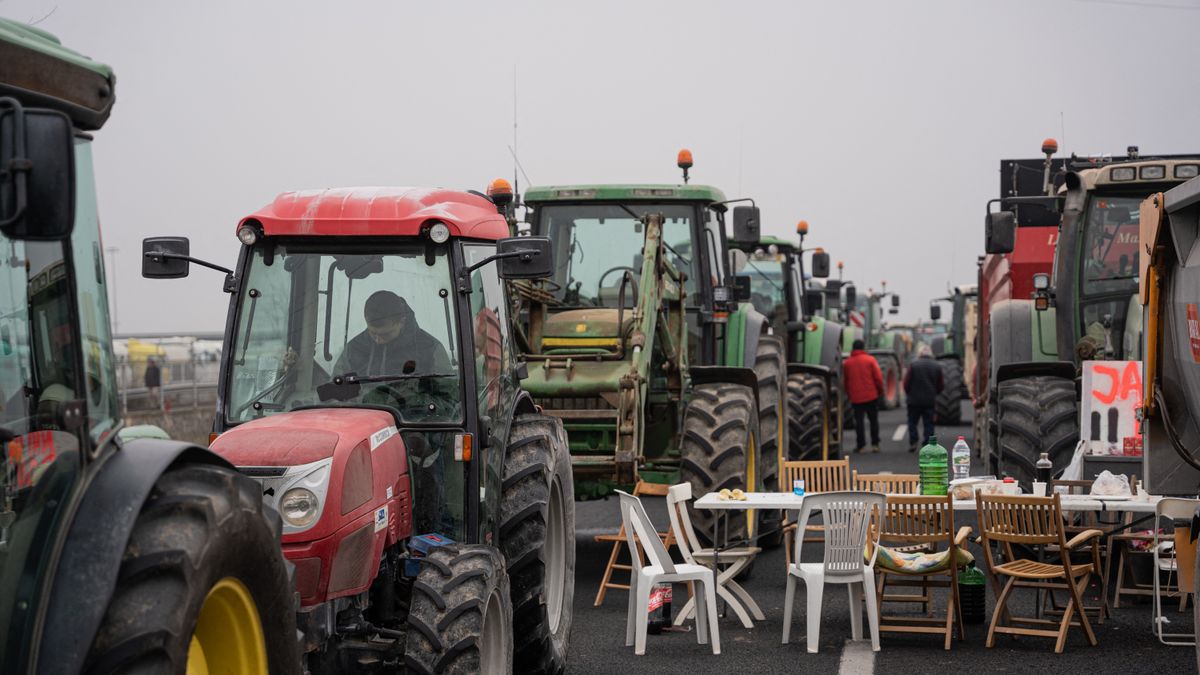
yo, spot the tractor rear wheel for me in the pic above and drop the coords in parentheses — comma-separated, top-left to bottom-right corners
(935, 359, 965, 426)
(406, 545, 513, 675)
(996, 375, 1078, 487)
(787, 372, 828, 461)
(680, 382, 757, 548)
(754, 336, 786, 548)
(84, 464, 300, 675)
(500, 414, 575, 675)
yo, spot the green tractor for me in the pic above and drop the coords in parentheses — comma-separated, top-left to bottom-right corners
(735, 224, 845, 460)
(510, 151, 785, 545)
(985, 149, 1200, 485)
(853, 283, 907, 409)
(0, 20, 300, 674)
(928, 285, 978, 426)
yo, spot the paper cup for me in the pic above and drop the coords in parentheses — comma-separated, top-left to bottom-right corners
(1032, 481, 1047, 497)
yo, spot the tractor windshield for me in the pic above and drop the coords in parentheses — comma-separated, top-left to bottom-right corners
(539, 203, 696, 306)
(744, 252, 787, 319)
(225, 243, 462, 425)
(1081, 193, 1142, 291)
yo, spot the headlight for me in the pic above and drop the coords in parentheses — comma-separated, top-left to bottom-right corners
(1140, 165, 1166, 180)
(281, 488, 320, 527)
(237, 225, 260, 246)
(428, 222, 451, 244)
(1175, 165, 1199, 179)
(1110, 167, 1135, 182)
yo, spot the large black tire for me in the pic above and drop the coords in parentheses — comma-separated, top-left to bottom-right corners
(996, 375, 1078, 487)
(500, 414, 575, 675)
(935, 359, 966, 426)
(754, 336, 786, 548)
(84, 463, 300, 675)
(787, 372, 827, 461)
(680, 382, 757, 547)
(406, 545, 513, 675)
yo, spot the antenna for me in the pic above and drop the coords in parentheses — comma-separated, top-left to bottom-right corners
(1060, 112, 1066, 154)
(513, 65, 520, 208)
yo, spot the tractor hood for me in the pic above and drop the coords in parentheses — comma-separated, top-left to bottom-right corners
(541, 308, 634, 354)
(210, 408, 410, 547)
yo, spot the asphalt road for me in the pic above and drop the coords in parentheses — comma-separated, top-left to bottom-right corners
(564, 403, 1198, 674)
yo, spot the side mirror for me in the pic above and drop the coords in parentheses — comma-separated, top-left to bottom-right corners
(985, 210, 1016, 254)
(806, 289, 824, 312)
(731, 205, 761, 245)
(844, 284, 857, 308)
(497, 236, 553, 279)
(142, 237, 192, 278)
(732, 275, 751, 302)
(891, 294, 901, 308)
(930, 304, 942, 321)
(811, 251, 831, 278)
(729, 248, 748, 274)
(0, 104, 76, 241)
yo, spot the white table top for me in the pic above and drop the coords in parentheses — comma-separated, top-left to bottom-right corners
(694, 491, 807, 510)
(692, 491, 1166, 513)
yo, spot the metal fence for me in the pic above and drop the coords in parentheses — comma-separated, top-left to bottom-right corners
(116, 356, 219, 414)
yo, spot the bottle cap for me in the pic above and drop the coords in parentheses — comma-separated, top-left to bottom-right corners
(958, 436, 965, 440)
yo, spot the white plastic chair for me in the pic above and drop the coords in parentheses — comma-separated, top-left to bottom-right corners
(616, 490, 721, 655)
(782, 491, 886, 653)
(665, 482, 764, 628)
(1152, 497, 1199, 646)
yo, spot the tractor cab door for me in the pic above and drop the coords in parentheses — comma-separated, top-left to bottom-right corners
(461, 244, 520, 542)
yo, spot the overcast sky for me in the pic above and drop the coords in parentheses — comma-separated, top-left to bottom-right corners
(6, 0, 1200, 333)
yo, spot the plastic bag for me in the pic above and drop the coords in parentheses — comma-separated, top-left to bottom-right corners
(1090, 470, 1131, 496)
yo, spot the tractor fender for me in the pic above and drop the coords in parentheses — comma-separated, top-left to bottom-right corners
(38, 439, 233, 675)
(819, 321, 844, 370)
(989, 299, 1059, 383)
(787, 362, 833, 385)
(995, 361, 1077, 387)
(690, 365, 760, 407)
(729, 303, 769, 370)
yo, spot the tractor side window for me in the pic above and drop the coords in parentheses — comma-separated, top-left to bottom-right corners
(69, 141, 119, 444)
(462, 244, 514, 431)
(1081, 195, 1142, 291)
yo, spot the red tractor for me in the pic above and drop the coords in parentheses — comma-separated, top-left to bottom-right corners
(144, 188, 575, 673)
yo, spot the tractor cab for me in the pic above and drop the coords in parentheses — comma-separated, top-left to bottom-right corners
(145, 188, 573, 673)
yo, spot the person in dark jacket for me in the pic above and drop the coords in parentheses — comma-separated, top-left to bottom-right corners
(144, 357, 161, 407)
(903, 345, 945, 451)
(335, 290, 451, 378)
(842, 340, 885, 453)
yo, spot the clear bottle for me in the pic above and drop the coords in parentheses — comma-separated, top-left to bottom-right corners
(952, 436, 971, 482)
(918, 435, 949, 495)
(1035, 452, 1053, 485)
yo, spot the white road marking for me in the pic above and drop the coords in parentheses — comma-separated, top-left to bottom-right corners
(891, 424, 907, 442)
(837, 638, 876, 675)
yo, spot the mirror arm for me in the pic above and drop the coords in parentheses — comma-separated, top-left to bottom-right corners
(144, 251, 233, 276)
(456, 248, 541, 294)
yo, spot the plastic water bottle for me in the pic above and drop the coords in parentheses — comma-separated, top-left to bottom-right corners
(918, 435, 949, 495)
(952, 436, 971, 482)
(958, 562, 986, 624)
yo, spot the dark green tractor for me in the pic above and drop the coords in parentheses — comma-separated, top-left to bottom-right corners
(511, 153, 784, 545)
(929, 285, 977, 426)
(735, 228, 844, 461)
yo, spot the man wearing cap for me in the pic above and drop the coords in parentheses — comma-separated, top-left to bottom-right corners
(335, 290, 452, 377)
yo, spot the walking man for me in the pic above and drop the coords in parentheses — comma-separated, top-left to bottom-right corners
(843, 339, 884, 453)
(904, 344, 944, 452)
(144, 357, 161, 408)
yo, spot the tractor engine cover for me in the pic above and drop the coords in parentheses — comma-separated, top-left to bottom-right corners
(211, 408, 411, 606)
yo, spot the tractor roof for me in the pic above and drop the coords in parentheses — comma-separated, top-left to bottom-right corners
(757, 235, 797, 250)
(0, 18, 116, 130)
(239, 187, 509, 240)
(1070, 156, 1200, 191)
(523, 183, 727, 204)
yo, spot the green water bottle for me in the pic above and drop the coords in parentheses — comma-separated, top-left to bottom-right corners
(958, 562, 986, 624)
(918, 435, 949, 495)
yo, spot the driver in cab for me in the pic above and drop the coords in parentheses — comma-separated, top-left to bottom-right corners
(335, 290, 451, 377)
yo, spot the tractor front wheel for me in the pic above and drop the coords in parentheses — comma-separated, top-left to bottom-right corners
(680, 382, 757, 547)
(787, 372, 828, 461)
(995, 375, 1078, 487)
(406, 545, 514, 675)
(500, 414, 575, 675)
(84, 464, 300, 675)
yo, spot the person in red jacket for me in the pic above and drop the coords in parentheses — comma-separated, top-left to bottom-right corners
(842, 339, 884, 453)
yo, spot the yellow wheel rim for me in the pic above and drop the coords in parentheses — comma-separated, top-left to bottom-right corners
(186, 577, 268, 675)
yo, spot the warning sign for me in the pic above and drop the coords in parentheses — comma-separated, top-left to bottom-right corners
(1187, 304, 1200, 363)
(1081, 361, 1143, 456)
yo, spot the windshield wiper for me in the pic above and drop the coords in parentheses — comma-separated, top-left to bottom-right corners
(334, 372, 457, 385)
(1090, 274, 1137, 282)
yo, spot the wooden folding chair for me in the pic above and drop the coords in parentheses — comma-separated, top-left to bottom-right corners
(781, 458, 852, 566)
(853, 471, 920, 495)
(593, 481, 679, 606)
(872, 494, 971, 650)
(976, 493, 1103, 653)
